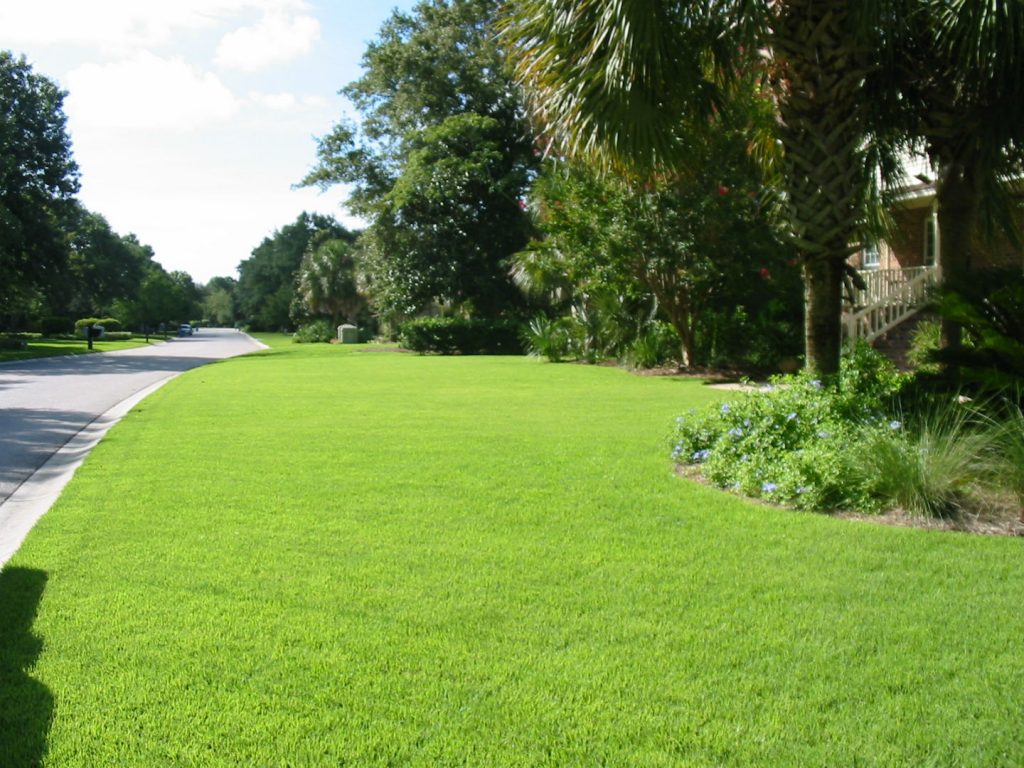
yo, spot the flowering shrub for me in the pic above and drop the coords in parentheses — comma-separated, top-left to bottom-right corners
(670, 346, 906, 511)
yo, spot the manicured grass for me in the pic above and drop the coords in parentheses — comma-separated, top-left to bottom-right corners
(0, 336, 166, 363)
(2, 343, 1022, 766)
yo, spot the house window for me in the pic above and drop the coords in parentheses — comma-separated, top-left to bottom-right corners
(924, 215, 937, 266)
(862, 242, 880, 269)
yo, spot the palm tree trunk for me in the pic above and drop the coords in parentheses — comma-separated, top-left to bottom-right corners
(803, 256, 845, 376)
(772, 1, 874, 377)
(935, 162, 979, 353)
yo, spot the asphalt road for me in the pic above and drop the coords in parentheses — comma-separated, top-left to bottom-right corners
(0, 328, 264, 564)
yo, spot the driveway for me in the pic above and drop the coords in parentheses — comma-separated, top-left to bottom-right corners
(0, 328, 265, 564)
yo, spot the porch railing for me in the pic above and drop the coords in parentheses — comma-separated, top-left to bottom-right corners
(842, 266, 938, 343)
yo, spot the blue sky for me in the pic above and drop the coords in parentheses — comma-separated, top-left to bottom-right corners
(1, 0, 418, 282)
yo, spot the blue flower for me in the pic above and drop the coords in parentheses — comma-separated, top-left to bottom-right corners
(817, 430, 831, 439)
(728, 427, 744, 438)
(761, 482, 778, 493)
(692, 449, 710, 462)
(889, 420, 902, 430)
(810, 379, 822, 389)
(743, 418, 752, 428)
(796, 486, 808, 494)
(786, 412, 798, 422)
(740, 454, 749, 462)
(720, 403, 731, 414)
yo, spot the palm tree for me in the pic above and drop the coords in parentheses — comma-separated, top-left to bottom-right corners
(296, 238, 365, 328)
(898, 1, 1024, 353)
(501, 0, 901, 376)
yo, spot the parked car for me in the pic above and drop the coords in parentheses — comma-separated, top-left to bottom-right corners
(178, 323, 193, 336)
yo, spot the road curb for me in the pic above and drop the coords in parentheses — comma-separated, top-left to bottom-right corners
(0, 374, 179, 567)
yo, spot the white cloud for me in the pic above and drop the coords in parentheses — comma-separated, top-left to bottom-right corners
(0, 1, 310, 53)
(215, 12, 320, 72)
(250, 91, 298, 110)
(66, 52, 239, 130)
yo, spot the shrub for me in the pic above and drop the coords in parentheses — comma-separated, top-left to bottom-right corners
(935, 268, 1024, 389)
(0, 337, 27, 350)
(39, 316, 74, 335)
(400, 317, 524, 355)
(293, 320, 336, 344)
(74, 317, 121, 333)
(907, 319, 941, 374)
(852, 400, 997, 518)
(102, 332, 133, 341)
(997, 399, 1024, 515)
(624, 322, 680, 369)
(669, 345, 906, 512)
(522, 314, 573, 361)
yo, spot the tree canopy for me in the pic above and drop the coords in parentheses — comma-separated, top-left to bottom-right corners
(303, 0, 536, 323)
(0, 50, 79, 318)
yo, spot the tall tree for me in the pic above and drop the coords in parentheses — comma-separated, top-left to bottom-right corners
(62, 205, 150, 317)
(523, 117, 795, 367)
(236, 212, 351, 331)
(897, 1, 1024, 352)
(0, 51, 79, 323)
(294, 236, 365, 328)
(303, 0, 537, 323)
(501, 1, 902, 376)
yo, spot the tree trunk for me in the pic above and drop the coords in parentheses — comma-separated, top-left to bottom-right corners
(772, 1, 875, 377)
(803, 257, 845, 377)
(935, 163, 978, 354)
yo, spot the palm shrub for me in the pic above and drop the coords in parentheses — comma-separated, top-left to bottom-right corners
(523, 314, 573, 361)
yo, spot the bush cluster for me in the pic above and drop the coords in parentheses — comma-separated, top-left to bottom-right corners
(670, 345, 1024, 520)
(400, 317, 524, 355)
(293, 320, 337, 344)
(102, 332, 133, 341)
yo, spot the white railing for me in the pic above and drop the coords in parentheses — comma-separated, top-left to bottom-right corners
(843, 266, 938, 343)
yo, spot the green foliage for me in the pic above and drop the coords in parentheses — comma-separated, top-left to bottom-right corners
(303, 0, 535, 321)
(522, 314, 573, 361)
(853, 402, 996, 518)
(0, 51, 79, 317)
(520, 135, 798, 369)
(0, 336, 27, 350)
(74, 317, 121, 332)
(670, 345, 906, 511)
(907, 318, 941, 373)
(292, 319, 337, 344)
(236, 212, 352, 331)
(935, 269, 1024, 389)
(293, 236, 365, 329)
(624, 321, 680, 369)
(996, 398, 1024, 509)
(38, 316, 73, 335)
(101, 332, 133, 341)
(399, 316, 523, 354)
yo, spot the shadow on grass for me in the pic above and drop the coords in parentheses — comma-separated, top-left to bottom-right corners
(0, 567, 53, 767)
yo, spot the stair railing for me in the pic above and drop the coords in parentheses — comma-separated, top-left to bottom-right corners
(842, 266, 938, 343)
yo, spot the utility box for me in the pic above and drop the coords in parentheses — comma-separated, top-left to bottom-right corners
(338, 324, 359, 344)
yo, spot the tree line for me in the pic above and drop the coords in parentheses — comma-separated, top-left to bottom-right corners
(279, 0, 1020, 375)
(0, 51, 206, 335)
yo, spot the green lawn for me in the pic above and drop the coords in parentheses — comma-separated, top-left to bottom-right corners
(2, 342, 1022, 766)
(0, 335, 167, 363)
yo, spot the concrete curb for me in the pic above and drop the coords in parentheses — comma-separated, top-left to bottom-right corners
(0, 374, 178, 567)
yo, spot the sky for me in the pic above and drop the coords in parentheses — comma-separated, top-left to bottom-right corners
(1, 0, 417, 283)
